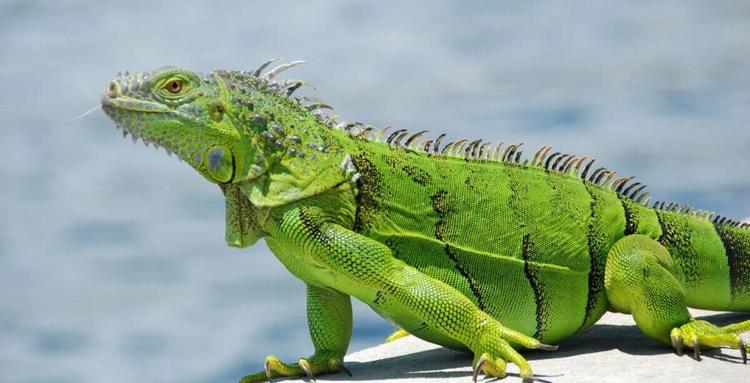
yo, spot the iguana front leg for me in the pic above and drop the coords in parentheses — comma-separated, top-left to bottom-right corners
(255, 204, 556, 380)
(240, 284, 352, 382)
(605, 234, 750, 361)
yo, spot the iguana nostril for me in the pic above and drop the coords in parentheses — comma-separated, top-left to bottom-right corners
(107, 81, 119, 98)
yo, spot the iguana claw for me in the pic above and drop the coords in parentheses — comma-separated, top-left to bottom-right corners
(671, 333, 683, 356)
(338, 362, 352, 377)
(264, 358, 274, 382)
(537, 343, 559, 351)
(740, 338, 747, 364)
(670, 319, 750, 363)
(299, 359, 316, 382)
(692, 337, 701, 361)
(472, 354, 487, 382)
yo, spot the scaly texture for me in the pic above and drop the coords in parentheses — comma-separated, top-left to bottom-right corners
(101, 60, 750, 382)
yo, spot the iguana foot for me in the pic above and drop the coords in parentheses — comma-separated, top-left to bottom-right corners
(238, 353, 350, 383)
(385, 328, 410, 343)
(470, 319, 558, 380)
(670, 319, 750, 363)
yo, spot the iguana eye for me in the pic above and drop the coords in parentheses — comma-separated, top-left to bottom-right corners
(164, 79, 183, 94)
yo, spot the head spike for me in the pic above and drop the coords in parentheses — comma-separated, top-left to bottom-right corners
(262, 60, 307, 81)
(284, 80, 305, 96)
(305, 102, 333, 111)
(253, 57, 281, 77)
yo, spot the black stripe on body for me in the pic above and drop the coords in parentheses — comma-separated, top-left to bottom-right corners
(430, 190, 487, 311)
(351, 155, 382, 232)
(656, 210, 701, 287)
(620, 196, 638, 235)
(505, 170, 548, 336)
(522, 233, 548, 339)
(714, 224, 750, 298)
(579, 184, 608, 331)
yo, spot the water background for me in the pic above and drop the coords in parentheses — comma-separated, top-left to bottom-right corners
(1, 1, 749, 382)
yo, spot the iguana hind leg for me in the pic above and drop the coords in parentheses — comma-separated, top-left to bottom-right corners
(605, 234, 750, 361)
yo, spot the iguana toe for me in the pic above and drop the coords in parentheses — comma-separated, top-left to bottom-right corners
(670, 331, 683, 356)
(263, 357, 273, 382)
(472, 353, 487, 382)
(472, 352, 507, 380)
(670, 319, 750, 363)
(239, 353, 348, 383)
(692, 337, 701, 361)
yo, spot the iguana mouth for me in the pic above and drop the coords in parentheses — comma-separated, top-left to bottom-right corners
(100, 96, 171, 114)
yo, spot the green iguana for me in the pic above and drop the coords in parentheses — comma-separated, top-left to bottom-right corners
(101, 59, 750, 382)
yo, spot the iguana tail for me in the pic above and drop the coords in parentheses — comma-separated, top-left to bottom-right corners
(654, 208, 750, 311)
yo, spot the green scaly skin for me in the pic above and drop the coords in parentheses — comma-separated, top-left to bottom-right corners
(101, 61, 750, 381)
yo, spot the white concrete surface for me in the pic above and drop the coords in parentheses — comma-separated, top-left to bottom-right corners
(295, 309, 748, 382)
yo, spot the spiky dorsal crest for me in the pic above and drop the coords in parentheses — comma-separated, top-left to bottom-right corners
(238, 58, 748, 230)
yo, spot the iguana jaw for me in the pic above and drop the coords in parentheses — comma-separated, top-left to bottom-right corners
(101, 96, 185, 157)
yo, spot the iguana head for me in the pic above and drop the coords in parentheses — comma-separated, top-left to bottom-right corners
(102, 61, 359, 209)
(101, 67, 248, 183)
(101, 62, 324, 184)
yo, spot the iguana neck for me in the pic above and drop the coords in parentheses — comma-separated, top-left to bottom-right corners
(226, 78, 356, 207)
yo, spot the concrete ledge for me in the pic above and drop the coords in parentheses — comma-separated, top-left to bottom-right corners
(307, 310, 747, 382)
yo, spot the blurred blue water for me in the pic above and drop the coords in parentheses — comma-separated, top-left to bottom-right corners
(1, 1, 749, 382)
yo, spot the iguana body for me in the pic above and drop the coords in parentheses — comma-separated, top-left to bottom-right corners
(101, 61, 750, 381)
